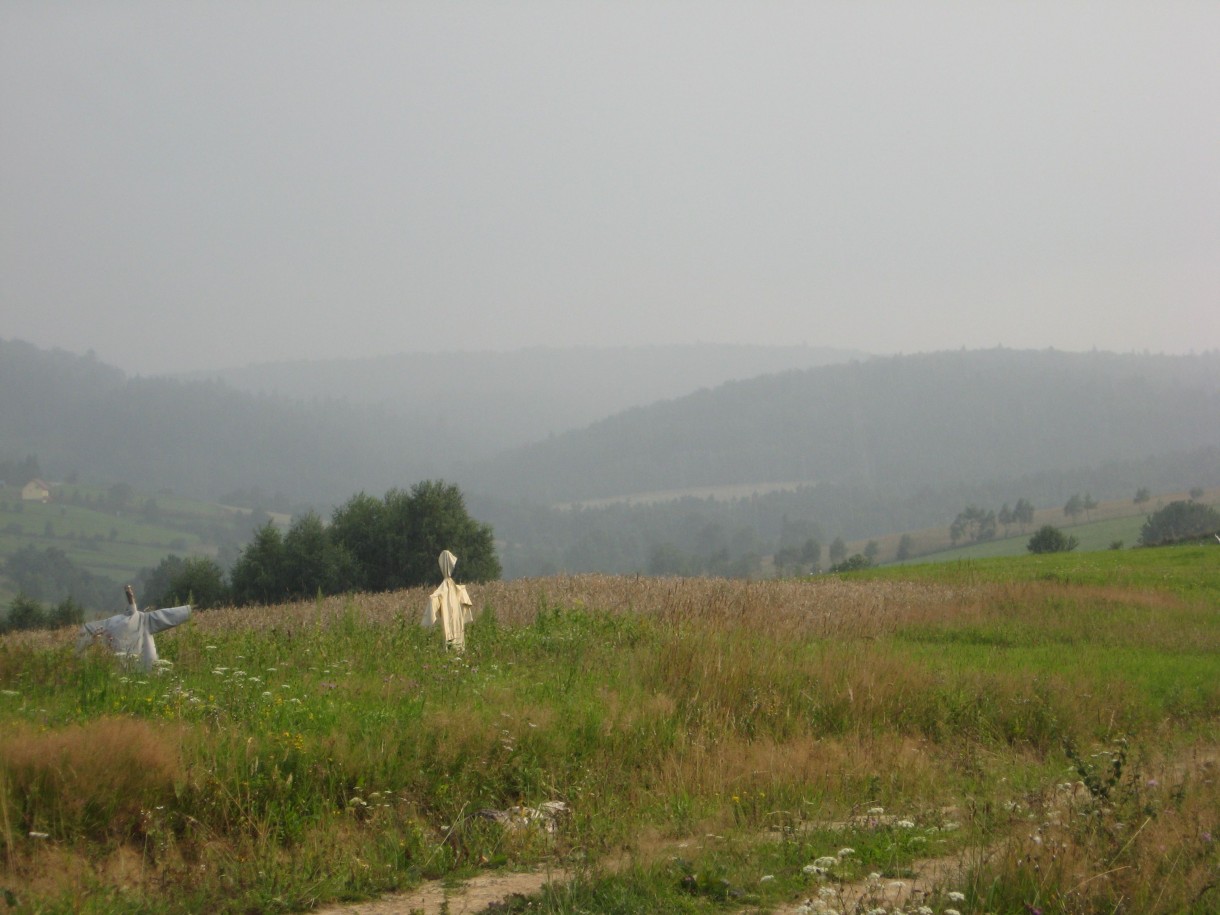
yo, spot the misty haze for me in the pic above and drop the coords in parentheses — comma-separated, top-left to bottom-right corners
(2, 5, 1220, 914)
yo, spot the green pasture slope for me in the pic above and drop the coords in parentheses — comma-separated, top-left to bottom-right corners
(1, 543, 1218, 913)
(0, 484, 259, 604)
(905, 512, 1149, 564)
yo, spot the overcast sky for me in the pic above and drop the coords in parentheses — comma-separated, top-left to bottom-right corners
(2, 2, 1218, 375)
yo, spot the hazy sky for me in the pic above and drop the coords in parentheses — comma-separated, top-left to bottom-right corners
(3, 2, 1218, 375)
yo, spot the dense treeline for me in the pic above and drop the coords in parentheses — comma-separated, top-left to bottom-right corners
(466, 349, 1220, 503)
(0, 593, 84, 634)
(474, 446, 1220, 577)
(191, 343, 859, 457)
(142, 481, 499, 609)
(4, 546, 119, 611)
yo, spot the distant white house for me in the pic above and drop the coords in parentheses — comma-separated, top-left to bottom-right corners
(21, 479, 51, 502)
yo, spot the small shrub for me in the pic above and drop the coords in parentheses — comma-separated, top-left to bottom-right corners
(829, 554, 872, 573)
(1027, 525, 1078, 554)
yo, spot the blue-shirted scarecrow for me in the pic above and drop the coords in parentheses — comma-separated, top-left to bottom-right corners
(78, 585, 191, 671)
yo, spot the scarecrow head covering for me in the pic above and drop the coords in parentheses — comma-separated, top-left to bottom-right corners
(439, 549, 458, 579)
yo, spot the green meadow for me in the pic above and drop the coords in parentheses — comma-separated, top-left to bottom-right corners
(1, 546, 1218, 913)
(0, 484, 260, 606)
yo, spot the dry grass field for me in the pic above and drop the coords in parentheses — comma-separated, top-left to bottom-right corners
(1, 545, 1218, 913)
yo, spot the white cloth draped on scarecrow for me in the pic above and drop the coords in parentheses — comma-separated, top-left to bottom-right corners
(424, 549, 473, 650)
(77, 585, 192, 671)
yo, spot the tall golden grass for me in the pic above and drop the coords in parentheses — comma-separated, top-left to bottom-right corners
(0, 718, 180, 839)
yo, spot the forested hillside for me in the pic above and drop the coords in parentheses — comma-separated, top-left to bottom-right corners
(183, 344, 860, 456)
(5, 340, 1219, 582)
(465, 349, 1220, 503)
(0, 339, 446, 503)
(2, 339, 857, 502)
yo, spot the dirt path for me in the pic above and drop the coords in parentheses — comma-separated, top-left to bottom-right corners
(771, 850, 979, 914)
(314, 835, 982, 915)
(312, 866, 571, 915)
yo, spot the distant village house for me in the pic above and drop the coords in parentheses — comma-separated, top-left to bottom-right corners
(21, 479, 51, 503)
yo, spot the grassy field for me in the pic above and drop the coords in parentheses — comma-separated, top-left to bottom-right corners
(1, 546, 1218, 913)
(854, 487, 1219, 567)
(0, 484, 265, 606)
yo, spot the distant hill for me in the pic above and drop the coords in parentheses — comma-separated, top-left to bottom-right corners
(464, 349, 1220, 504)
(0, 338, 858, 504)
(0, 338, 448, 503)
(4, 339, 1218, 581)
(180, 344, 862, 456)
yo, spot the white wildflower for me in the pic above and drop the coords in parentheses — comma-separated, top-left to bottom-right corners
(837, 847, 855, 857)
(868, 806, 885, 815)
(947, 891, 966, 901)
(945, 909, 961, 915)
(814, 856, 838, 868)
(896, 818, 915, 828)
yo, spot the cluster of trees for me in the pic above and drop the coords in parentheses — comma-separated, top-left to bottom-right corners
(949, 498, 1034, 545)
(773, 538, 822, 576)
(1, 594, 84, 634)
(1138, 500, 1220, 547)
(4, 545, 119, 611)
(0, 455, 41, 486)
(143, 481, 500, 609)
(1063, 493, 1099, 522)
(829, 553, 874, 573)
(646, 542, 763, 578)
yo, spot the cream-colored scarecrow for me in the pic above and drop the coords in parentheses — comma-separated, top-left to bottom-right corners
(423, 550, 474, 650)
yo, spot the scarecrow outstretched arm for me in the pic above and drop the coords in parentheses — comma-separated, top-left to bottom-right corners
(145, 605, 191, 634)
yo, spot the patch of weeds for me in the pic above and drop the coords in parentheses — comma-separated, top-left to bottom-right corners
(672, 857, 757, 904)
(1063, 736, 1127, 802)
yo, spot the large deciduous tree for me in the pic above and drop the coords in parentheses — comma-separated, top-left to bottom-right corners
(329, 480, 501, 592)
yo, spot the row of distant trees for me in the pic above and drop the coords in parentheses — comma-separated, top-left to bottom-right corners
(0, 594, 84, 634)
(4, 545, 118, 610)
(949, 498, 1036, 546)
(951, 486, 1211, 548)
(141, 480, 500, 609)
